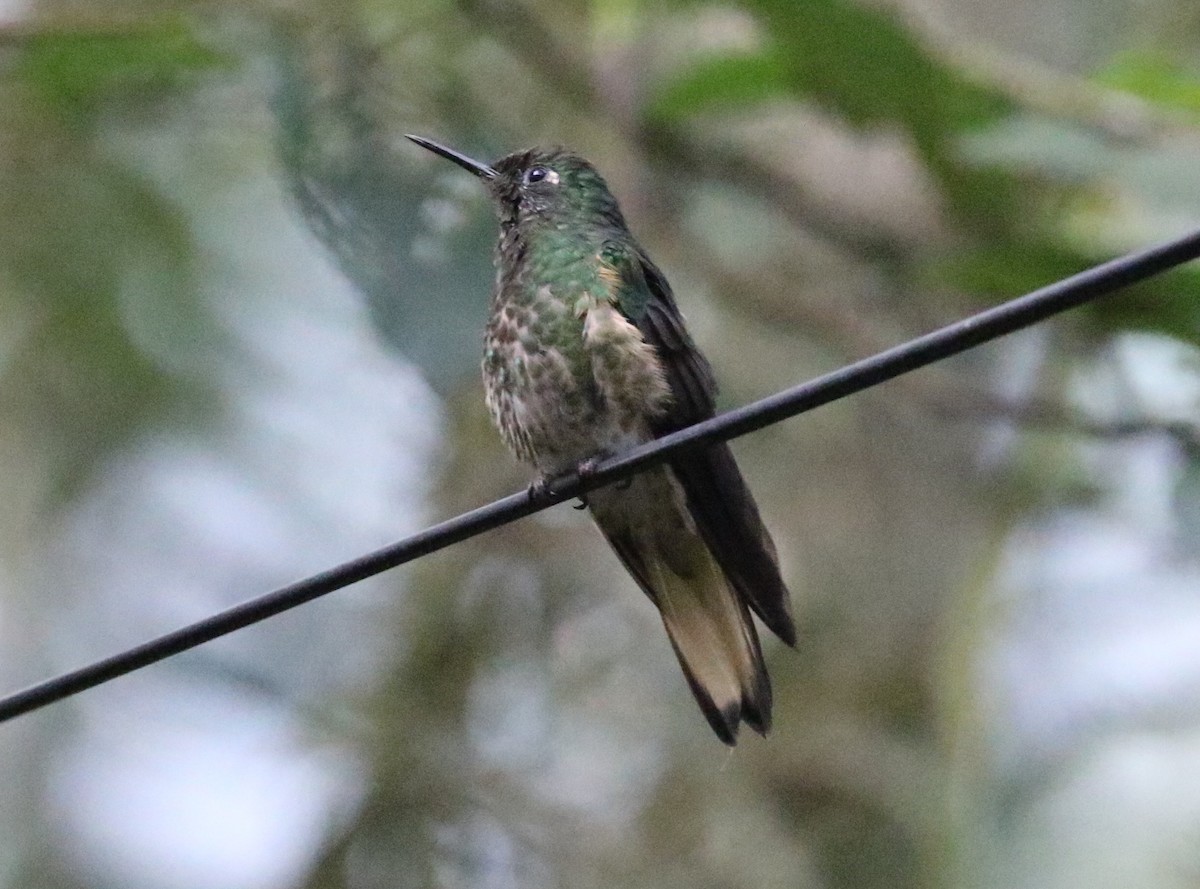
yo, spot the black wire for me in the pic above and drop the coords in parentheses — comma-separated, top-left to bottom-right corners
(3, 228, 1199, 725)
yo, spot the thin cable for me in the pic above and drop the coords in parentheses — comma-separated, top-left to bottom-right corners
(2, 228, 1199, 724)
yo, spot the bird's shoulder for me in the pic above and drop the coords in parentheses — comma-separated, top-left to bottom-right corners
(593, 239, 718, 428)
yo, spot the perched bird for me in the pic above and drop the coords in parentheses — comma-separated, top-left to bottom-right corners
(407, 135, 795, 744)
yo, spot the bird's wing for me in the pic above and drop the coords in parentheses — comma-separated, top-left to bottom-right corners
(598, 240, 717, 424)
(600, 240, 797, 646)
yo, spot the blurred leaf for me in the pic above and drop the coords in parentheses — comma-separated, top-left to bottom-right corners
(15, 20, 228, 119)
(950, 112, 1200, 347)
(656, 0, 1021, 230)
(0, 93, 205, 505)
(6, 305, 178, 505)
(649, 50, 789, 122)
(932, 240, 1093, 302)
(1085, 265, 1200, 346)
(751, 0, 1008, 142)
(658, 0, 1010, 148)
(1096, 50, 1200, 116)
(934, 238, 1200, 348)
(748, 0, 1018, 227)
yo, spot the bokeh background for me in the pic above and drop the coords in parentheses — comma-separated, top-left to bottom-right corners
(2, 0, 1199, 887)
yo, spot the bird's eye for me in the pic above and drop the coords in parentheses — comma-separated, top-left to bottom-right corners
(525, 166, 548, 184)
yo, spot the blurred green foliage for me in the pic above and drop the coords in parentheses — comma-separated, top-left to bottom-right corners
(1098, 50, 1200, 115)
(15, 20, 227, 120)
(0, 26, 222, 507)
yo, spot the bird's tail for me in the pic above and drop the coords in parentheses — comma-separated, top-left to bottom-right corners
(654, 545, 772, 742)
(590, 470, 772, 744)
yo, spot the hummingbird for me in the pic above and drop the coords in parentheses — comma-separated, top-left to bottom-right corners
(407, 135, 795, 744)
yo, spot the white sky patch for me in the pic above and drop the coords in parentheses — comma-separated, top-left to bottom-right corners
(48, 689, 364, 889)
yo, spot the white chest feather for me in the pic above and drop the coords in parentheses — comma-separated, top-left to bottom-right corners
(582, 303, 671, 436)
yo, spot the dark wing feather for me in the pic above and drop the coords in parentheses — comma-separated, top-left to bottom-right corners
(620, 247, 797, 646)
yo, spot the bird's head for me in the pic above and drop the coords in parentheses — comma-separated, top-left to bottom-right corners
(407, 135, 626, 231)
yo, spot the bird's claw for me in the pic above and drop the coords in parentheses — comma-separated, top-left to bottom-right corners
(582, 455, 632, 490)
(527, 474, 588, 510)
(577, 452, 634, 491)
(526, 477, 554, 504)
(526, 452, 616, 509)
(568, 457, 607, 510)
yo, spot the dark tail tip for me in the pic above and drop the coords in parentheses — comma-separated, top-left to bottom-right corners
(741, 674, 773, 737)
(676, 649, 775, 745)
(676, 660, 741, 745)
(713, 712, 739, 747)
(774, 613, 798, 648)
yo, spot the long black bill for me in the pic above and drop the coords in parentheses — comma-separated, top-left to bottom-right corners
(405, 135, 496, 180)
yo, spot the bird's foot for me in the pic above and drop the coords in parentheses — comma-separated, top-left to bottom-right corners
(527, 452, 619, 510)
(576, 454, 603, 478)
(577, 452, 632, 491)
(527, 473, 589, 510)
(526, 476, 555, 504)
(575, 451, 633, 498)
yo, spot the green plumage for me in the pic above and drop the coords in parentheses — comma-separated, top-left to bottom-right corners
(408, 136, 796, 744)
